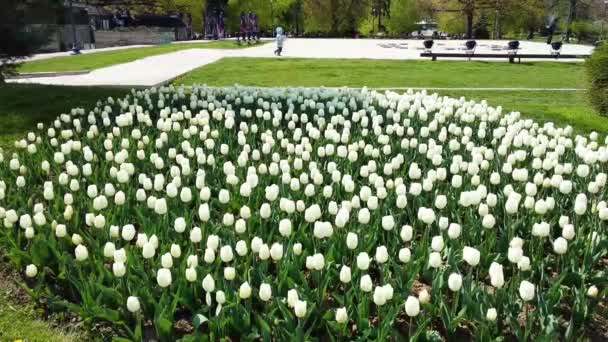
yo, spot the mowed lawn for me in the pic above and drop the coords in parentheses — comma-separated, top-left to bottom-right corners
(17, 40, 267, 73)
(437, 90, 607, 135)
(0, 85, 125, 151)
(175, 57, 587, 89)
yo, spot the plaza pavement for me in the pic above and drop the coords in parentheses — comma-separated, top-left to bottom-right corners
(10, 38, 594, 87)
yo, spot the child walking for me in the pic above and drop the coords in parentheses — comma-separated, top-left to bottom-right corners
(274, 27, 285, 56)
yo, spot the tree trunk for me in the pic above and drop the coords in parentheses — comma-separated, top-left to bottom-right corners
(466, 9, 474, 39)
(565, 0, 576, 42)
(494, 0, 502, 39)
(330, 0, 339, 34)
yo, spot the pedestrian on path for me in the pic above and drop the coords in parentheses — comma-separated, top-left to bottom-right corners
(274, 27, 285, 56)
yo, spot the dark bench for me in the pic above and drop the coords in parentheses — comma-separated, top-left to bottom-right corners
(420, 52, 590, 63)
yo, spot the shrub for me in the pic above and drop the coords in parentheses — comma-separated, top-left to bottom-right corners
(586, 42, 608, 116)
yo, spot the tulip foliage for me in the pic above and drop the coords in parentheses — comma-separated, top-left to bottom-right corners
(0, 85, 607, 340)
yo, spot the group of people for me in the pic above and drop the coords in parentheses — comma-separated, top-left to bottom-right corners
(237, 12, 259, 43)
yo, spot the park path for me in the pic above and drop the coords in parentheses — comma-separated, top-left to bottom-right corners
(10, 38, 594, 87)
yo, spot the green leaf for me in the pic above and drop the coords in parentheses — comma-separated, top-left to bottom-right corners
(193, 313, 209, 330)
(155, 316, 173, 338)
(30, 238, 52, 265)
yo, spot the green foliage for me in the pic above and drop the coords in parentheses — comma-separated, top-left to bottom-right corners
(586, 42, 608, 116)
(571, 20, 602, 44)
(437, 12, 464, 35)
(500, 0, 545, 38)
(473, 11, 490, 39)
(385, 0, 419, 34)
(0, 0, 57, 82)
(303, 0, 368, 34)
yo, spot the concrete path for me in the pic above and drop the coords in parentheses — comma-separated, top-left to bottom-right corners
(10, 39, 594, 87)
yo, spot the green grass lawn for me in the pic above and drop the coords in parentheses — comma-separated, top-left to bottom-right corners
(18, 40, 267, 73)
(0, 293, 86, 342)
(437, 89, 607, 134)
(175, 57, 587, 89)
(174, 57, 606, 134)
(0, 84, 125, 151)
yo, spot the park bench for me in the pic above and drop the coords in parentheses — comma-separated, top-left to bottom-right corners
(420, 40, 590, 63)
(420, 52, 591, 63)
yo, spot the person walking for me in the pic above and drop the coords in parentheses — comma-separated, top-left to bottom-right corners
(274, 27, 285, 56)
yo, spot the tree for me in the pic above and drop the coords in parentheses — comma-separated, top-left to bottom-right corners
(564, 0, 577, 41)
(0, 0, 57, 83)
(304, 0, 368, 35)
(431, 0, 496, 38)
(500, 0, 545, 39)
(371, 0, 391, 32)
(385, 0, 421, 34)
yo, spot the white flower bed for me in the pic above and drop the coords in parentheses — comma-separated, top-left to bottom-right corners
(0, 86, 606, 340)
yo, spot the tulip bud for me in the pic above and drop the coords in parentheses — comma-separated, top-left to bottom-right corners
(259, 283, 272, 301)
(127, 296, 140, 313)
(486, 308, 497, 321)
(25, 264, 38, 278)
(519, 280, 535, 301)
(405, 296, 420, 317)
(239, 281, 252, 299)
(157, 268, 172, 288)
(335, 307, 348, 323)
(448, 273, 462, 292)
(339, 265, 352, 283)
(294, 300, 307, 318)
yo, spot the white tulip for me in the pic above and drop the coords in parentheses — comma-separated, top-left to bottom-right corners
(519, 280, 535, 301)
(113, 262, 126, 277)
(339, 265, 352, 283)
(75, 245, 88, 261)
(224, 267, 236, 280)
(587, 285, 599, 298)
(356, 252, 370, 270)
(202, 274, 215, 292)
(336, 307, 348, 323)
(462, 246, 480, 267)
(239, 281, 252, 299)
(448, 273, 462, 292)
(346, 232, 358, 250)
(294, 300, 307, 318)
(360, 274, 373, 292)
(157, 268, 172, 288)
(405, 296, 420, 317)
(259, 283, 272, 301)
(25, 264, 38, 278)
(185, 267, 197, 282)
(431, 235, 444, 252)
(428, 252, 442, 268)
(418, 289, 430, 304)
(270, 243, 283, 261)
(486, 308, 497, 321)
(127, 296, 141, 313)
(553, 237, 568, 254)
(375, 245, 389, 264)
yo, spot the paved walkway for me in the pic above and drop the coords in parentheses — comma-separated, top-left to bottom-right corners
(10, 39, 594, 87)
